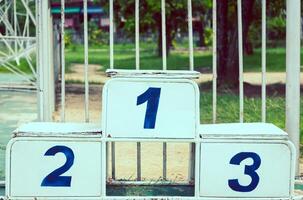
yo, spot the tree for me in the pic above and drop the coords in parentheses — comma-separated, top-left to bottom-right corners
(193, 0, 212, 47)
(100, 0, 210, 56)
(217, 0, 256, 86)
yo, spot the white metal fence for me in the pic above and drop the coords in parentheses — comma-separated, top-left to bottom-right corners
(0, 0, 36, 87)
(17, 0, 303, 182)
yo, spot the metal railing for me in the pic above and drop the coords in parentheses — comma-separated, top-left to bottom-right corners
(0, 0, 299, 192)
(36, 0, 301, 181)
(0, 0, 36, 86)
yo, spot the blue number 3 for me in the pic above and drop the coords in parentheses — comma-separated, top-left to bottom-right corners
(41, 145, 74, 187)
(228, 152, 261, 192)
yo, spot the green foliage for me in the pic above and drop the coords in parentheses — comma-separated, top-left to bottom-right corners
(100, 0, 213, 52)
(255, 0, 286, 42)
(203, 27, 213, 46)
(267, 13, 286, 40)
(88, 22, 109, 46)
(64, 31, 72, 47)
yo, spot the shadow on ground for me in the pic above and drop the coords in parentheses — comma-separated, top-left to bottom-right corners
(107, 185, 194, 196)
(199, 81, 303, 97)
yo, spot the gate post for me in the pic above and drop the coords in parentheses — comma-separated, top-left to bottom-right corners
(286, 0, 301, 176)
(36, 0, 55, 121)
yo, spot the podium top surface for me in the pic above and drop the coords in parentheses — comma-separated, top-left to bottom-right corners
(106, 69, 200, 79)
(13, 122, 288, 140)
(199, 123, 288, 140)
(13, 122, 101, 137)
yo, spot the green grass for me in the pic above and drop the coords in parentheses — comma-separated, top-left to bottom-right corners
(0, 55, 36, 73)
(1, 43, 302, 73)
(200, 89, 303, 143)
(65, 43, 212, 71)
(243, 48, 289, 72)
(64, 43, 303, 72)
(200, 91, 284, 126)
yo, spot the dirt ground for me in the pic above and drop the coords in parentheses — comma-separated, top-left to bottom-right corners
(65, 64, 303, 85)
(54, 64, 303, 184)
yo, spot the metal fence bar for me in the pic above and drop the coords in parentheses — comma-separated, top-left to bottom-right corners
(106, 142, 109, 182)
(83, 0, 89, 122)
(135, 0, 142, 182)
(286, 0, 301, 176)
(4, 58, 28, 76)
(0, 3, 16, 36)
(60, 0, 65, 122)
(187, 0, 195, 182)
(109, 0, 114, 69)
(135, 0, 140, 70)
(111, 142, 116, 179)
(188, 143, 195, 182)
(36, 0, 43, 120)
(4, 0, 7, 35)
(187, 0, 194, 71)
(194, 142, 200, 196)
(163, 142, 167, 180)
(49, 4, 55, 114)
(0, 36, 35, 40)
(13, 0, 17, 53)
(20, 0, 36, 26)
(161, 0, 167, 70)
(37, 0, 55, 121)
(22, 15, 28, 37)
(1, 63, 34, 85)
(237, 0, 244, 123)
(212, 0, 217, 124)
(161, 0, 168, 181)
(136, 142, 141, 181)
(25, 0, 29, 48)
(0, 32, 18, 55)
(109, 0, 116, 180)
(261, 0, 266, 122)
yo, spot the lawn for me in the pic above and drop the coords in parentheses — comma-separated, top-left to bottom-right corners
(1, 43, 301, 73)
(63, 43, 300, 72)
(200, 90, 286, 128)
(200, 88, 303, 146)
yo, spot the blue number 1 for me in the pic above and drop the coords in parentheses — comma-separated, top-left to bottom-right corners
(137, 87, 161, 129)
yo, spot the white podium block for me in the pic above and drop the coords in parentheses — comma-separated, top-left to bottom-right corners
(102, 78, 200, 138)
(6, 123, 102, 199)
(199, 123, 295, 198)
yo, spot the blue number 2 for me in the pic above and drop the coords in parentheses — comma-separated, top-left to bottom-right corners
(137, 87, 161, 129)
(41, 145, 74, 187)
(228, 152, 261, 192)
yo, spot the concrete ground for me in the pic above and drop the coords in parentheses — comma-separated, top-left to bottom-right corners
(0, 91, 37, 180)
